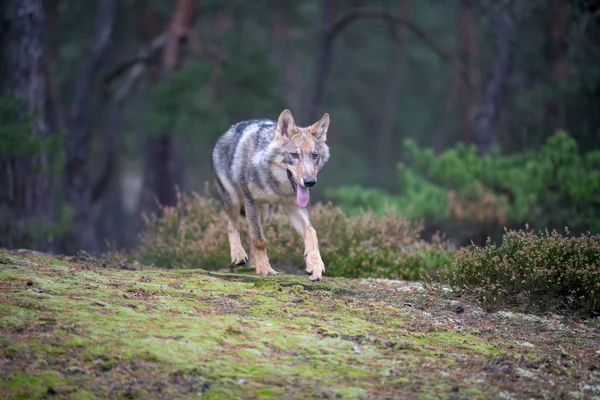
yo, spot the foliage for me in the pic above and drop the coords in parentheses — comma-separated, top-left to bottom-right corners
(443, 227, 600, 316)
(136, 189, 454, 281)
(148, 42, 284, 141)
(0, 96, 65, 162)
(0, 96, 69, 249)
(327, 131, 600, 243)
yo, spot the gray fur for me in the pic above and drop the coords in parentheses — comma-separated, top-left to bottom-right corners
(211, 111, 331, 281)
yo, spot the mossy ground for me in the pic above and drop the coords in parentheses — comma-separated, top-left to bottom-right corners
(0, 249, 598, 399)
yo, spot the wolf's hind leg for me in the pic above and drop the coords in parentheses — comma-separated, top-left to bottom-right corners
(215, 179, 248, 266)
(246, 199, 277, 276)
(285, 205, 325, 282)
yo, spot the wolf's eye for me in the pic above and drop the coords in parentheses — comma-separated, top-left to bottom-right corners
(290, 152, 299, 159)
(312, 153, 319, 160)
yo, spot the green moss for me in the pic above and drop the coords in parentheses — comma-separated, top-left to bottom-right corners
(0, 252, 588, 398)
(335, 387, 369, 400)
(62, 336, 87, 348)
(254, 388, 281, 399)
(203, 388, 241, 400)
(1, 341, 32, 359)
(416, 332, 505, 356)
(252, 280, 282, 291)
(2, 371, 73, 398)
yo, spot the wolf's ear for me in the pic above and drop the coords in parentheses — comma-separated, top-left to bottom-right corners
(276, 109, 296, 139)
(311, 113, 330, 142)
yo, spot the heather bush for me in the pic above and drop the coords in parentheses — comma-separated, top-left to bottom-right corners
(137, 190, 455, 280)
(444, 227, 600, 315)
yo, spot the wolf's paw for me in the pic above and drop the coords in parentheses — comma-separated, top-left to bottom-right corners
(255, 262, 278, 276)
(230, 248, 249, 266)
(305, 252, 325, 282)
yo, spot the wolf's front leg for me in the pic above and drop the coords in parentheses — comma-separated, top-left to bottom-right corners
(245, 199, 278, 276)
(227, 217, 248, 266)
(285, 206, 325, 281)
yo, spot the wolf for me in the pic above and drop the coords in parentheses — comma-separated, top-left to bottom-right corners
(211, 109, 331, 281)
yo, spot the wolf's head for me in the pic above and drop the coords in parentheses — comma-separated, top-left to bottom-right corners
(272, 109, 330, 208)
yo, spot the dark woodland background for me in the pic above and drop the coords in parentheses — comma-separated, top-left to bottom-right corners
(1, 0, 600, 255)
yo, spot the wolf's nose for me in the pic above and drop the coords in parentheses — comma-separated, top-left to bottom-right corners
(303, 178, 317, 187)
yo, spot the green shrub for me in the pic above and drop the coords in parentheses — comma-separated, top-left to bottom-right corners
(136, 189, 455, 281)
(326, 131, 600, 243)
(443, 227, 600, 315)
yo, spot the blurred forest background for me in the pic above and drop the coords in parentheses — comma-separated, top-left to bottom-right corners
(1, 0, 600, 255)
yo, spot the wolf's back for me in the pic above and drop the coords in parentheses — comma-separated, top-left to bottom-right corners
(212, 119, 277, 188)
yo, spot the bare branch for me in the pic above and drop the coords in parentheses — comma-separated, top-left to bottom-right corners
(92, 64, 146, 204)
(102, 33, 168, 90)
(307, 5, 456, 122)
(326, 7, 453, 61)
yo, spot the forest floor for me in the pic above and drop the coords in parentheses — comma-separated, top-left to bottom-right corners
(0, 249, 599, 400)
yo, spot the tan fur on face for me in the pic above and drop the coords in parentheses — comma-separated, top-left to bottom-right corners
(274, 111, 330, 185)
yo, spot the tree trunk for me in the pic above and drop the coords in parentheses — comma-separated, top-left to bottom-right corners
(545, 0, 569, 134)
(0, 0, 54, 251)
(43, 0, 66, 137)
(139, 0, 199, 217)
(64, 0, 117, 254)
(457, 0, 479, 143)
(469, 1, 517, 155)
(432, 58, 460, 153)
(373, 0, 414, 187)
(305, 0, 338, 123)
(95, 89, 126, 251)
(273, 9, 301, 111)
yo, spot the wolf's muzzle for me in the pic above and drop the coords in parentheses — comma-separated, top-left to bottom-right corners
(303, 178, 317, 187)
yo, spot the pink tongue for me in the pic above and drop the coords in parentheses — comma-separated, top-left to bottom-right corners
(296, 186, 310, 207)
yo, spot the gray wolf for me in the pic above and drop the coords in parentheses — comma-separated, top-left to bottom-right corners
(211, 109, 331, 281)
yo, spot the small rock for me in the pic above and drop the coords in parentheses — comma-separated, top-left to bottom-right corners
(237, 378, 246, 385)
(66, 366, 85, 375)
(519, 341, 535, 348)
(353, 343, 361, 355)
(201, 383, 212, 393)
(516, 367, 535, 378)
(31, 287, 44, 293)
(26, 280, 34, 286)
(76, 250, 93, 261)
(123, 262, 139, 271)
